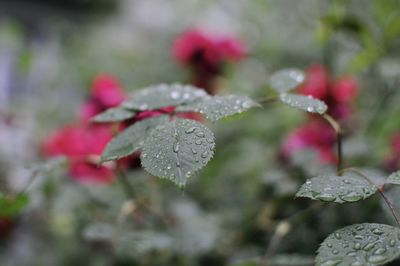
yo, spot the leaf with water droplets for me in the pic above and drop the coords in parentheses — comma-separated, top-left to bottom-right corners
(279, 93, 327, 114)
(140, 118, 215, 187)
(92, 107, 136, 123)
(122, 83, 207, 110)
(296, 173, 377, 203)
(177, 95, 260, 122)
(269, 68, 305, 93)
(316, 223, 400, 266)
(386, 171, 400, 185)
(101, 116, 169, 162)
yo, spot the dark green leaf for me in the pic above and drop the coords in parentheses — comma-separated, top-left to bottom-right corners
(296, 173, 377, 203)
(269, 69, 305, 93)
(316, 223, 400, 266)
(92, 107, 136, 123)
(279, 93, 327, 114)
(177, 95, 260, 122)
(141, 118, 215, 187)
(101, 115, 169, 162)
(122, 83, 207, 110)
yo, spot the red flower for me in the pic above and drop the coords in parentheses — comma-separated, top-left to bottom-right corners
(42, 124, 115, 184)
(298, 64, 330, 100)
(79, 74, 126, 122)
(172, 28, 246, 94)
(281, 119, 336, 164)
(331, 76, 359, 103)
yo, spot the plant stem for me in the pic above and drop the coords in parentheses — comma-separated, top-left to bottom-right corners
(322, 113, 343, 174)
(341, 167, 400, 226)
(116, 166, 136, 199)
(260, 202, 323, 266)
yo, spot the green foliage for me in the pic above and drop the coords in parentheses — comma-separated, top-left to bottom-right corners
(0, 193, 29, 217)
(386, 171, 400, 185)
(269, 68, 305, 93)
(177, 95, 260, 122)
(101, 116, 169, 162)
(92, 107, 136, 122)
(122, 83, 207, 110)
(296, 173, 377, 203)
(316, 223, 400, 266)
(141, 118, 215, 187)
(279, 93, 328, 114)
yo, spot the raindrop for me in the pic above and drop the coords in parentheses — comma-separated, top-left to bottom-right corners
(372, 228, 384, 235)
(201, 151, 208, 159)
(191, 148, 197, 154)
(340, 192, 363, 202)
(353, 243, 361, 250)
(320, 260, 341, 266)
(334, 232, 341, 240)
(195, 131, 205, 137)
(368, 255, 387, 263)
(363, 242, 376, 251)
(389, 239, 396, 247)
(170, 91, 180, 99)
(350, 262, 363, 266)
(316, 194, 336, 202)
(195, 139, 202, 145)
(374, 248, 386, 255)
(185, 127, 196, 134)
(173, 142, 180, 153)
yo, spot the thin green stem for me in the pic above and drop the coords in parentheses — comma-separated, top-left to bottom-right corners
(260, 202, 323, 266)
(322, 113, 343, 175)
(341, 167, 400, 227)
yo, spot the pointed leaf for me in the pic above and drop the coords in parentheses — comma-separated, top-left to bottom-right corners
(279, 93, 327, 114)
(386, 171, 400, 185)
(296, 173, 377, 203)
(177, 95, 260, 122)
(122, 83, 207, 110)
(92, 107, 136, 123)
(141, 118, 215, 187)
(316, 223, 400, 266)
(269, 69, 305, 93)
(101, 115, 169, 162)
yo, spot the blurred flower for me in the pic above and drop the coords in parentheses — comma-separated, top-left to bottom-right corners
(385, 134, 400, 171)
(42, 124, 115, 184)
(79, 74, 126, 122)
(172, 28, 246, 94)
(281, 119, 336, 164)
(298, 64, 359, 120)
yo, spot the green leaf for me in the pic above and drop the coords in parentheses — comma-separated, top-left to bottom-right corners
(386, 171, 400, 185)
(296, 173, 377, 203)
(0, 193, 29, 217)
(141, 118, 215, 187)
(101, 115, 169, 162)
(122, 83, 207, 110)
(92, 107, 136, 123)
(279, 93, 327, 114)
(269, 69, 305, 93)
(316, 223, 400, 266)
(83, 222, 116, 242)
(177, 95, 260, 122)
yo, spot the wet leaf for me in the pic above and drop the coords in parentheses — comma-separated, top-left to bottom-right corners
(316, 223, 400, 266)
(141, 118, 215, 187)
(92, 107, 136, 123)
(296, 173, 377, 203)
(279, 93, 327, 114)
(177, 95, 260, 122)
(269, 68, 305, 93)
(101, 116, 169, 162)
(386, 171, 400, 185)
(122, 83, 207, 110)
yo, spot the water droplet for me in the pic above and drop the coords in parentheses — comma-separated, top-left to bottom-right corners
(201, 151, 208, 159)
(195, 139, 202, 145)
(306, 106, 314, 112)
(350, 262, 363, 266)
(363, 242, 376, 251)
(353, 243, 361, 250)
(374, 248, 386, 255)
(171, 91, 180, 99)
(173, 142, 180, 153)
(191, 148, 197, 154)
(332, 249, 339, 255)
(166, 165, 171, 170)
(195, 131, 205, 137)
(389, 239, 396, 247)
(368, 255, 387, 263)
(334, 232, 341, 240)
(185, 127, 196, 134)
(355, 225, 364, 231)
(372, 228, 384, 235)
(316, 194, 336, 202)
(320, 260, 341, 266)
(340, 192, 363, 202)
(176, 161, 181, 167)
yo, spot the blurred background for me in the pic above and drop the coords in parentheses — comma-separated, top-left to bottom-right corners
(1, 0, 400, 265)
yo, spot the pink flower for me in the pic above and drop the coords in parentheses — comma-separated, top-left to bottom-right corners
(172, 28, 246, 94)
(281, 119, 336, 164)
(297, 64, 359, 120)
(42, 124, 115, 184)
(79, 74, 126, 122)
